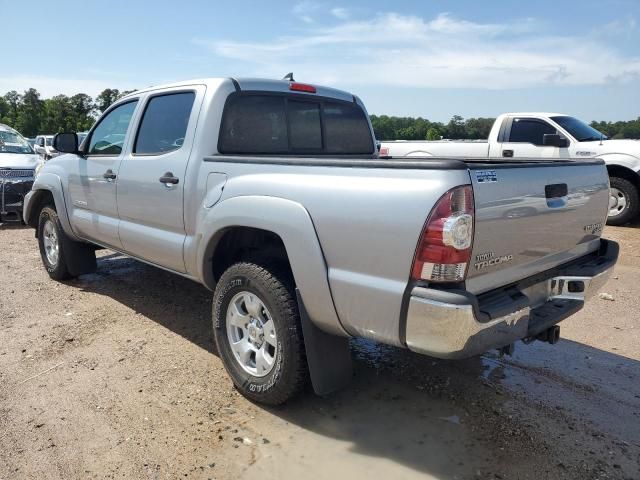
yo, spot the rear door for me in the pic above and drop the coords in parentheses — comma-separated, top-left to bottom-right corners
(116, 88, 202, 273)
(500, 117, 570, 159)
(466, 160, 609, 294)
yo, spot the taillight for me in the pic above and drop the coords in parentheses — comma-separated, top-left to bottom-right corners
(411, 185, 474, 282)
(289, 82, 317, 93)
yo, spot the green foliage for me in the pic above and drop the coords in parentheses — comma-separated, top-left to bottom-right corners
(2, 89, 99, 137)
(426, 127, 441, 140)
(95, 88, 121, 113)
(371, 114, 494, 140)
(590, 118, 640, 140)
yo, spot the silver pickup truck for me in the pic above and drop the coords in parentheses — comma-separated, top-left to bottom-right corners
(24, 77, 618, 405)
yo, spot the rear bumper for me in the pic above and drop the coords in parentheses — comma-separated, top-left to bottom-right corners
(405, 239, 618, 359)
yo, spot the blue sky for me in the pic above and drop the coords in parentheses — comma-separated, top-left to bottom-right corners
(3, 0, 639, 121)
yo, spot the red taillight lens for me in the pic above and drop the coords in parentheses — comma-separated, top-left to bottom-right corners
(289, 82, 317, 93)
(411, 185, 474, 282)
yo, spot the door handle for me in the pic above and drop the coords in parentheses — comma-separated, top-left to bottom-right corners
(103, 169, 117, 180)
(502, 149, 514, 158)
(159, 172, 179, 185)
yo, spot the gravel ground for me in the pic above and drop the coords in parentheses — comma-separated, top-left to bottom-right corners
(0, 222, 638, 480)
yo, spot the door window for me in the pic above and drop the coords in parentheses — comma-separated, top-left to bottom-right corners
(87, 101, 138, 155)
(508, 118, 556, 146)
(134, 92, 195, 155)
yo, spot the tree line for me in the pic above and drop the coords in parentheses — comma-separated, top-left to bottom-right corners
(0, 88, 135, 137)
(1, 88, 639, 140)
(371, 114, 640, 140)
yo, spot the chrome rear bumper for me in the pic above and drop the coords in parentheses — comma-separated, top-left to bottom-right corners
(405, 239, 618, 359)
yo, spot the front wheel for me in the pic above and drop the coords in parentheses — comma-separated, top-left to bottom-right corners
(607, 177, 639, 226)
(37, 206, 97, 280)
(212, 262, 308, 405)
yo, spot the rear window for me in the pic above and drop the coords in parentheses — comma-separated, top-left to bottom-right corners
(324, 102, 374, 154)
(219, 93, 374, 155)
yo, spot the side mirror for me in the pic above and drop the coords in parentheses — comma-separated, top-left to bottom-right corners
(53, 132, 79, 154)
(543, 133, 569, 148)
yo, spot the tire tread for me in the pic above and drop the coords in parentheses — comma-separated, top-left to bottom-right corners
(213, 261, 308, 405)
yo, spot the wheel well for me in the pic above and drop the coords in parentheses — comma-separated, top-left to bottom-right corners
(607, 165, 640, 189)
(210, 227, 294, 284)
(26, 190, 55, 229)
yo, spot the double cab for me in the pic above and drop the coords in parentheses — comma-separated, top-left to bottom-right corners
(24, 79, 617, 404)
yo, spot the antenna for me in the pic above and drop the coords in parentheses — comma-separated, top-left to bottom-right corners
(282, 72, 294, 81)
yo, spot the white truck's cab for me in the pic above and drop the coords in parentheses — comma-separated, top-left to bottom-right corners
(34, 135, 59, 160)
(382, 113, 640, 225)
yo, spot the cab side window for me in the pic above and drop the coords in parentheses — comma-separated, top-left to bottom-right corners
(87, 101, 138, 155)
(134, 92, 195, 155)
(508, 118, 557, 146)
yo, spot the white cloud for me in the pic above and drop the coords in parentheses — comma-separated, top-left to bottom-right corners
(196, 12, 640, 90)
(292, 1, 321, 23)
(330, 7, 349, 20)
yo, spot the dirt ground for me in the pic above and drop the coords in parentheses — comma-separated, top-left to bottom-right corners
(0, 222, 638, 480)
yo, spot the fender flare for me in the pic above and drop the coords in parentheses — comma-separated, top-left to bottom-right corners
(196, 195, 347, 337)
(596, 153, 640, 176)
(26, 173, 80, 241)
(405, 150, 434, 157)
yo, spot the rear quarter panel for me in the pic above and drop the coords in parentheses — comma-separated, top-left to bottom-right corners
(196, 159, 471, 346)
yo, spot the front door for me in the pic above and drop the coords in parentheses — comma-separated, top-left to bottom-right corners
(116, 90, 199, 273)
(501, 117, 570, 159)
(66, 100, 139, 248)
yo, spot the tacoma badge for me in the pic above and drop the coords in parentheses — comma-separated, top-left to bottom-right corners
(474, 252, 514, 270)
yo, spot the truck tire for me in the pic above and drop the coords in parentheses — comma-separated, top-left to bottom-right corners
(213, 262, 308, 405)
(607, 177, 639, 226)
(37, 206, 96, 280)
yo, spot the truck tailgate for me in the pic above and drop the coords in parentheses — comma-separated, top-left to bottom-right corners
(466, 160, 609, 295)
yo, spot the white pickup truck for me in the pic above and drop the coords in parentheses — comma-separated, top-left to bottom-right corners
(381, 113, 640, 225)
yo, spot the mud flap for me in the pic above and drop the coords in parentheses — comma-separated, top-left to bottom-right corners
(60, 235, 97, 277)
(296, 289, 353, 396)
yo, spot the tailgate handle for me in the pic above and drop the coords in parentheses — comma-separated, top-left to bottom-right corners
(545, 183, 568, 199)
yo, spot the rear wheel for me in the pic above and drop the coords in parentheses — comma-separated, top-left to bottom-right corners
(607, 177, 639, 226)
(212, 262, 308, 405)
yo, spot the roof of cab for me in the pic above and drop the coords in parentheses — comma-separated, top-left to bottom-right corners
(501, 112, 568, 118)
(120, 77, 355, 103)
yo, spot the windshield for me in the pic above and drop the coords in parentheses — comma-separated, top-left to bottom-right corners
(551, 116, 606, 142)
(0, 130, 35, 154)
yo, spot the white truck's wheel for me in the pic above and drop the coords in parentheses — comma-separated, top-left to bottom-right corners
(607, 177, 639, 226)
(213, 262, 308, 405)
